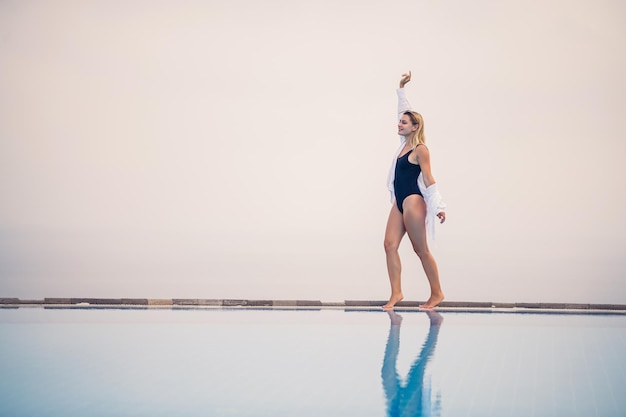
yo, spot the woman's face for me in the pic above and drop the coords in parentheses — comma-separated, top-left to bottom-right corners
(398, 114, 418, 137)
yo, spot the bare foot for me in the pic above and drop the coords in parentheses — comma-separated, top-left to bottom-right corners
(382, 293, 404, 310)
(419, 293, 444, 309)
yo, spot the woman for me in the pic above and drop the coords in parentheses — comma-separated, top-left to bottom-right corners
(383, 71, 446, 310)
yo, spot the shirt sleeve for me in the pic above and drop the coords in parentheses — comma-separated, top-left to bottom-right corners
(397, 88, 413, 120)
(418, 174, 447, 242)
(388, 89, 412, 202)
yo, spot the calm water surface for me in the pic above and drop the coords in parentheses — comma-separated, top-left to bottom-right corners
(1, 307, 625, 417)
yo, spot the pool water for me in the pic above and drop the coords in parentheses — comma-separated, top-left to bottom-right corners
(1, 307, 625, 416)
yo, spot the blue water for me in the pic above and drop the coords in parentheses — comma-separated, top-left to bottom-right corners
(1, 307, 625, 416)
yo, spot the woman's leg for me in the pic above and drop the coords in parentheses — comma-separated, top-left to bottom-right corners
(383, 204, 406, 309)
(402, 195, 445, 309)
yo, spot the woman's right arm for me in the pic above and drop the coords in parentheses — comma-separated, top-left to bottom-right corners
(397, 71, 413, 119)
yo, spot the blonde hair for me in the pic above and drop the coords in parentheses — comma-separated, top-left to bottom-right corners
(403, 111, 425, 149)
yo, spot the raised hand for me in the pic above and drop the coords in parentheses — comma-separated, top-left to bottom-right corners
(399, 71, 412, 88)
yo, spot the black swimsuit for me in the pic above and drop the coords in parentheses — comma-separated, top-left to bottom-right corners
(394, 147, 422, 213)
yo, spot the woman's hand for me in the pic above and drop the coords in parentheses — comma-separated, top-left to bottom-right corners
(399, 71, 411, 88)
(437, 211, 446, 224)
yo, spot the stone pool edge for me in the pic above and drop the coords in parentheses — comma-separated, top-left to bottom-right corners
(1, 297, 625, 313)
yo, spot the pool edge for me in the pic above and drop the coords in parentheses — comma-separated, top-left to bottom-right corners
(1, 298, 625, 314)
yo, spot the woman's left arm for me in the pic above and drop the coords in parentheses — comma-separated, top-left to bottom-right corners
(416, 146, 446, 223)
(415, 146, 436, 188)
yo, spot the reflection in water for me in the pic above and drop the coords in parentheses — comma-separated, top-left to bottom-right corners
(381, 310, 443, 417)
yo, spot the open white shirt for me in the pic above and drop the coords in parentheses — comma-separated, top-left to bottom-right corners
(386, 88, 447, 241)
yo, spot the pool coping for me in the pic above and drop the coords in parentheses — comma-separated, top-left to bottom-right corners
(1, 298, 625, 314)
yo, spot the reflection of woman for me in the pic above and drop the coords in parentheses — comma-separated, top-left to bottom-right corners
(381, 310, 443, 417)
(383, 71, 447, 310)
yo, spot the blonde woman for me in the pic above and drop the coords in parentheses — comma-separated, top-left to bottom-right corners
(383, 71, 447, 310)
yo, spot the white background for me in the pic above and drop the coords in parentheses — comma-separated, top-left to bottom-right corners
(1, 0, 625, 303)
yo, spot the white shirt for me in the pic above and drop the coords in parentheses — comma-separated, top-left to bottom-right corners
(386, 88, 447, 241)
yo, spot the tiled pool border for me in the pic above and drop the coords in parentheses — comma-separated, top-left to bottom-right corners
(0, 298, 625, 313)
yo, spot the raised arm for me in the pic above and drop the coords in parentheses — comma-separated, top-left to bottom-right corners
(397, 71, 413, 120)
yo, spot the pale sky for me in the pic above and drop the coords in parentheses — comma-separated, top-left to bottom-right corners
(1, 0, 625, 303)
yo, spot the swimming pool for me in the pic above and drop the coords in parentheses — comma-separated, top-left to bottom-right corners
(1, 307, 624, 416)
